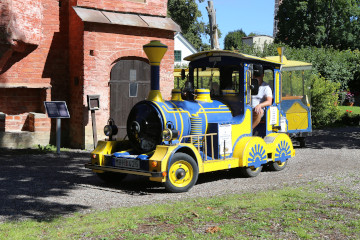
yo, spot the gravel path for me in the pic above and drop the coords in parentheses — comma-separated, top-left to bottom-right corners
(0, 126, 359, 222)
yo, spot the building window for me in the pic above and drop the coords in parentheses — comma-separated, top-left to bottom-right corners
(174, 50, 182, 62)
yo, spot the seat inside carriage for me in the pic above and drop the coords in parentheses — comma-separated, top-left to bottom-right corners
(209, 65, 245, 117)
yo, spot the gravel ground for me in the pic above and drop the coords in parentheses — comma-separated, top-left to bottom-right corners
(0, 126, 359, 222)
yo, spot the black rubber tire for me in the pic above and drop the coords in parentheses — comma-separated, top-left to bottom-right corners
(240, 165, 263, 178)
(163, 153, 199, 193)
(299, 137, 306, 148)
(268, 160, 287, 171)
(96, 172, 127, 184)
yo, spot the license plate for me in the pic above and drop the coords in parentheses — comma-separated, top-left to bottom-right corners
(114, 158, 140, 169)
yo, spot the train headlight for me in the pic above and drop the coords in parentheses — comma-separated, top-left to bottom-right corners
(162, 128, 179, 141)
(104, 124, 118, 136)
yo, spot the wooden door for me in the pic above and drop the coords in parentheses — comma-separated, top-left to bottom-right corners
(110, 59, 150, 139)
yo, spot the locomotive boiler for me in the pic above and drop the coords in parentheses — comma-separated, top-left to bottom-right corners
(85, 40, 299, 193)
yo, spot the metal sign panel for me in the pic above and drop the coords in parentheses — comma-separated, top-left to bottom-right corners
(44, 101, 70, 118)
(87, 95, 100, 111)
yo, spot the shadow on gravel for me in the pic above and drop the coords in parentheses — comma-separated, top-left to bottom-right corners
(101, 175, 165, 195)
(0, 149, 94, 222)
(1, 127, 358, 222)
(305, 126, 360, 149)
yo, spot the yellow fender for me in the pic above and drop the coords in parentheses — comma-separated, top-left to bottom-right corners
(149, 143, 203, 182)
(233, 137, 268, 168)
(90, 140, 131, 173)
(264, 133, 295, 163)
(91, 140, 130, 165)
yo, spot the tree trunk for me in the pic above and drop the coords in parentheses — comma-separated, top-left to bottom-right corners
(206, 1, 220, 50)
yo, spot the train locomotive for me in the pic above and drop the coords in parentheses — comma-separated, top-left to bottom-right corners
(85, 40, 299, 193)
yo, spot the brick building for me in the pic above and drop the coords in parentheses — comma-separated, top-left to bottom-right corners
(0, 0, 180, 149)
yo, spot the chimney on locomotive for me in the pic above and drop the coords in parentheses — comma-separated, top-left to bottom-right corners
(143, 40, 168, 102)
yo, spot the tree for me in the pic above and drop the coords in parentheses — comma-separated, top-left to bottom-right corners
(276, 0, 360, 50)
(223, 29, 246, 50)
(168, 0, 209, 51)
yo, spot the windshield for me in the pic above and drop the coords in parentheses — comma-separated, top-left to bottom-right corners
(282, 70, 312, 103)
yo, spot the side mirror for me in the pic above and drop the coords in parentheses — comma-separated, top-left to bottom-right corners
(250, 78, 259, 95)
(181, 69, 186, 80)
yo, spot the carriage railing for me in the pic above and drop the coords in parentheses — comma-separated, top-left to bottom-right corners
(179, 133, 217, 161)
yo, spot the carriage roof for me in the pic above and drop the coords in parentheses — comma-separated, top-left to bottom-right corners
(184, 50, 283, 67)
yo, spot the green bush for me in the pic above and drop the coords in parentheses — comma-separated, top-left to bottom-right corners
(337, 110, 360, 126)
(310, 74, 341, 128)
(237, 43, 360, 91)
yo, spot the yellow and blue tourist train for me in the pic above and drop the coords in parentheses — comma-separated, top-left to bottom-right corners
(85, 40, 312, 193)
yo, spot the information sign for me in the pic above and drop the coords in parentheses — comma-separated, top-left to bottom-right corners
(269, 106, 278, 125)
(219, 124, 232, 155)
(44, 101, 70, 118)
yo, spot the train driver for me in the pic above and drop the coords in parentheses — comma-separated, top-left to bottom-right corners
(251, 65, 273, 129)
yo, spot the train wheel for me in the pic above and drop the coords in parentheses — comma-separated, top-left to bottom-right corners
(298, 137, 306, 148)
(268, 160, 287, 171)
(164, 153, 198, 193)
(240, 165, 263, 178)
(96, 172, 127, 184)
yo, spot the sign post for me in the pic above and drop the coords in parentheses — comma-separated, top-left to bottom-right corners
(87, 95, 100, 149)
(44, 101, 70, 154)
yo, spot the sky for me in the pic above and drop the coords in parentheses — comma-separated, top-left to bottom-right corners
(197, 0, 276, 49)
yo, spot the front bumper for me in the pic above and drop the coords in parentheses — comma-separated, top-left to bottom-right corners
(85, 163, 163, 178)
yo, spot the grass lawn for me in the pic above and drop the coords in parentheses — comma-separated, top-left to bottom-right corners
(331, 105, 360, 127)
(1, 183, 359, 240)
(338, 105, 360, 115)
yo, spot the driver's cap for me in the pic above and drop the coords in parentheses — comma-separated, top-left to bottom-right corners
(253, 64, 264, 77)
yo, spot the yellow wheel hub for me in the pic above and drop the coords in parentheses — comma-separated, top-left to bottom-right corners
(169, 160, 193, 188)
(249, 166, 260, 171)
(276, 161, 286, 167)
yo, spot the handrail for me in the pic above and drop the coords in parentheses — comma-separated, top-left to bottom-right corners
(179, 133, 217, 160)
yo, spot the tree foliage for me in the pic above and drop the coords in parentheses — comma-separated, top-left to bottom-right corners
(310, 74, 341, 128)
(168, 0, 210, 51)
(223, 29, 246, 50)
(276, 0, 360, 50)
(237, 43, 360, 90)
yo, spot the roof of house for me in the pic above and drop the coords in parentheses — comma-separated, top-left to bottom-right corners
(175, 32, 198, 54)
(73, 6, 181, 32)
(242, 35, 274, 40)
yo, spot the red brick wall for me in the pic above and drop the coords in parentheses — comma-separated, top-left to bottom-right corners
(0, 0, 69, 143)
(0, 0, 42, 45)
(0, 88, 49, 131)
(27, 113, 51, 132)
(68, 1, 85, 148)
(0, 0, 174, 148)
(76, 0, 167, 16)
(68, 20, 175, 148)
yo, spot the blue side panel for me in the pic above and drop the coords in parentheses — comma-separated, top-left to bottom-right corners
(280, 99, 312, 133)
(171, 100, 202, 114)
(201, 100, 233, 123)
(274, 140, 292, 163)
(248, 144, 267, 168)
(169, 100, 203, 137)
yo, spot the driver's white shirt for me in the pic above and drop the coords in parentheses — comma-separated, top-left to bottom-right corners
(251, 81, 273, 108)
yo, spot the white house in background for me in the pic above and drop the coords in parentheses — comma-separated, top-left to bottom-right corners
(174, 32, 198, 67)
(242, 35, 274, 51)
